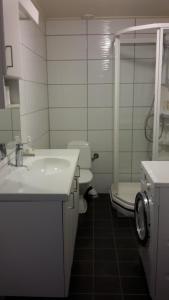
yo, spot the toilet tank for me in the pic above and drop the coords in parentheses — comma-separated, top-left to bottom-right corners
(67, 141, 91, 169)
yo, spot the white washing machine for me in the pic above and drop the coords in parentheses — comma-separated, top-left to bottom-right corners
(135, 161, 169, 300)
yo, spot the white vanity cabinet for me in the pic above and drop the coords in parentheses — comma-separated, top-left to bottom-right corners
(2, 0, 21, 78)
(63, 176, 79, 295)
(0, 176, 79, 298)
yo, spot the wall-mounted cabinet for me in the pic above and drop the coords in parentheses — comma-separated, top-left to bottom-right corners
(2, 0, 21, 79)
(0, 0, 39, 109)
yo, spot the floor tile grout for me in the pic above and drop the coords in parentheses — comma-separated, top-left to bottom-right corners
(70, 194, 150, 300)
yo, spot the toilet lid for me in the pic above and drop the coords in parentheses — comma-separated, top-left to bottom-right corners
(79, 169, 93, 184)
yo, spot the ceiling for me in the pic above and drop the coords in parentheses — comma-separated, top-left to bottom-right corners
(32, 0, 169, 19)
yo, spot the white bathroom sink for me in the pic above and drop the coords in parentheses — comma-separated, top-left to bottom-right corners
(0, 149, 80, 196)
(30, 157, 70, 175)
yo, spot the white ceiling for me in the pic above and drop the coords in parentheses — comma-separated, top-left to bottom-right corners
(32, 0, 169, 19)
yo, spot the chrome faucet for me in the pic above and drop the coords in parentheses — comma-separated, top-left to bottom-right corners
(0, 143, 6, 160)
(15, 143, 24, 167)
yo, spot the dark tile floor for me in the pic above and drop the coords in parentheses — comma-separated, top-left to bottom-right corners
(69, 194, 151, 300)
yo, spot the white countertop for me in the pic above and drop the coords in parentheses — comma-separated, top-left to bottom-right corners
(142, 161, 169, 187)
(0, 149, 80, 200)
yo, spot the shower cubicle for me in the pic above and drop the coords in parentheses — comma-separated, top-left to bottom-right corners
(111, 23, 169, 213)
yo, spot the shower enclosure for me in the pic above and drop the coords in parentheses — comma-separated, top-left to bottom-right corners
(111, 23, 169, 212)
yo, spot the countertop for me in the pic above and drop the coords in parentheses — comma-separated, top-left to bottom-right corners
(0, 149, 80, 201)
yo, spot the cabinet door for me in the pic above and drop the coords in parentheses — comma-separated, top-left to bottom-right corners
(63, 178, 79, 296)
(72, 176, 79, 248)
(3, 0, 21, 78)
(63, 192, 74, 296)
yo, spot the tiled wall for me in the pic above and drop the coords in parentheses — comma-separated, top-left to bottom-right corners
(0, 107, 20, 143)
(19, 17, 49, 148)
(46, 17, 169, 192)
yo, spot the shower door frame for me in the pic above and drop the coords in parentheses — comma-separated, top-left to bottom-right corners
(112, 23, 169, 192)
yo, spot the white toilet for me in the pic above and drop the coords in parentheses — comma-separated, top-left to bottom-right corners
(67, 141, 93, 214)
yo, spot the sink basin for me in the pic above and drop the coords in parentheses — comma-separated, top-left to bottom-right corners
(29, 157, 70, 176)
(0, 149, 80, 195)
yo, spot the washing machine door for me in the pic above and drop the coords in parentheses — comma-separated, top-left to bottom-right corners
(134, 192, 150, 245)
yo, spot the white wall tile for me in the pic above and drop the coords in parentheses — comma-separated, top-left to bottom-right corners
(119, 60, 134, 83)
(88, 60, 112, 84)
(47, 61, 87, 84)
(19, 12, 49, 150)
(21, 110, 48, 143)
(133, 107, 150, 129)
(134, 84, 154, 106)
(20, 20, 46, 59)
(46, 20, 87, 35)
(92, 173, 112, 193)
(88, 108, 112, 130)
(119, 108, 132, 129)
(133, 130, 151, 151)
(135, 45, 156, 59)
(112, 60, 134, 84)
(47, 36, 87, 60)
(134, 59, 155, 83)
(34, 132, 49, 149)
(45, 18, 159, 190)
(119, 152, 132, 173)
(88, 84, 112, 107)
(131, 173, 141, 182)
(135, 33, 155, 39)
(21, 45, 47, 84)
(49, 108, 87, 130)
(88, 40, 133, 60)
(20, 81, 48, 115)
(119, 173, 131, 182)
(50, 131, 87, 148)
(48, 85, 87, 108)
(132, 151, 150, 173)
(88, 19, 134, 34)
(0, 109, 12, 130)
(38, 16, 46, 35)
(111, 19, 135, 33)
(118, 46, 134, 60)
(119, 130, 132, 151)
(92, 151, 112, 173)
(119, 84, 133, 107)
(88, 20, 113, 35)
(88, 130, 113, 151)
(88, 35, 112, 59)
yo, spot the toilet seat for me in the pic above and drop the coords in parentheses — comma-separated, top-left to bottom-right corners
(110, 193, 134, 217)
(113, 195, 134, 211)
(67, 140, 94, 214)
(79, 169, 93, 184)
